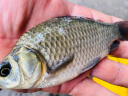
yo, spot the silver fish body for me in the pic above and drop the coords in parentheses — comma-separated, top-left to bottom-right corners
(0, 17, 125, 89)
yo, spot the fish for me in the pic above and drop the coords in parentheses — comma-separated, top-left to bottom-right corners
(0, 16, 128, 89)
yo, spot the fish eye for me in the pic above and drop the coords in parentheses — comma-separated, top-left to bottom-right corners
(0, 62, 11, 77)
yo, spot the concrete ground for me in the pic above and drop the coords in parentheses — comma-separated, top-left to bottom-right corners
(68, 0, 128, 20)
(0, 0, 128, 96)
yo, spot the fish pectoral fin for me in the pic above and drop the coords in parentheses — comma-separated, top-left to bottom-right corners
(80, 57, 101, 73)
(48, 55, 74, 74)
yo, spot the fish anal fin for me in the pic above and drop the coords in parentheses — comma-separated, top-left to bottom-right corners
(48, 55, 74, 74)
(81, 57, 101, 73)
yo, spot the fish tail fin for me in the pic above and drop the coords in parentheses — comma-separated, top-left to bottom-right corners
(117, 21, 128, 40)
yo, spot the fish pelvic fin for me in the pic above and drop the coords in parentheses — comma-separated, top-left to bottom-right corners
(117, 21, 128, 40)
(80, 57, 101, 74)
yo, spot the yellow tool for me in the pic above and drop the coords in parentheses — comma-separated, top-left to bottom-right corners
(93, 55, 128, 96)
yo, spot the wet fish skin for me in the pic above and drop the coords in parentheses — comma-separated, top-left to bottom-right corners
(0, 16, 125, 89)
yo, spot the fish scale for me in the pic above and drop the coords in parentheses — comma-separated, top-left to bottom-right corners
(36, 17, 118, 80)
(0, 16, 126, 89)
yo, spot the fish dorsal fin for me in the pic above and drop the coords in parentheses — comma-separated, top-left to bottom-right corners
(55, 16, 94, 21)
(48, 55, 74, 74)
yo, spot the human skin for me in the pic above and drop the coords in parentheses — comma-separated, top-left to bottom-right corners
(0, 0, 128, 96)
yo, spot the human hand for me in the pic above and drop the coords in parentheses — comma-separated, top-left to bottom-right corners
(0, 0, 126, 96)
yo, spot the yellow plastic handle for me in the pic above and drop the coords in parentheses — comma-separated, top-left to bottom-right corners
(93, 55, 128, 96)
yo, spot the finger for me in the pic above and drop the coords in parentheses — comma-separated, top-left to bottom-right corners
(110, 41, 128, 58)
(69, 78, 118, 96)
(91, 58, 128, 87)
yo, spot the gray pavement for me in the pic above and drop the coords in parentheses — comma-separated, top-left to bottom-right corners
(68, 0, 128, 20)
(0, 0, 128, 96)
(0, 90, 68, 96)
